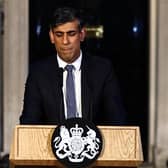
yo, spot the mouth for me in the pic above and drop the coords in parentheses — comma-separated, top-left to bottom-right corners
(61, 47, 72, 51)
(61, 48, 73, 54)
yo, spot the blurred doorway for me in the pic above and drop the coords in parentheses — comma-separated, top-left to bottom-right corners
(29, 0, 149, 161)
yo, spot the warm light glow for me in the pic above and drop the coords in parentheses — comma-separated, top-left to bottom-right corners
(86, 25, 104, 38)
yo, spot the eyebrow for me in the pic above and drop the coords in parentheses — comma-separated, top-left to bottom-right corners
(53, 30, 78, 33)
(53, 30, 78, 34)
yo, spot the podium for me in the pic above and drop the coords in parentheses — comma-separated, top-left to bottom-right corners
(9, 125, 143, 167)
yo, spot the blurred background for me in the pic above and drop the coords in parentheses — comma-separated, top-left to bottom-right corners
(1, 0, 168, 168)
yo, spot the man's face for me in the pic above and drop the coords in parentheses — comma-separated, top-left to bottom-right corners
(49, 20, 86, 63)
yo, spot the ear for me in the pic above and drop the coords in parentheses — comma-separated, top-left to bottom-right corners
(80, 27, 86, 42)
(49, 30, 55, 44)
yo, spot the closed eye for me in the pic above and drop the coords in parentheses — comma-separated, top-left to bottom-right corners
(67, 31, 77, 36)
(54, 32, 63, 37)
(53, 31, 78, 37)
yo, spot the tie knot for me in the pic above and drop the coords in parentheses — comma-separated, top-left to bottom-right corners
(65, 65, 74, 72)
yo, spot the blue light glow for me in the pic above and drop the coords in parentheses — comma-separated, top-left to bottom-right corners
(36, 24, 41, 36)
(133, 26, 138, 33)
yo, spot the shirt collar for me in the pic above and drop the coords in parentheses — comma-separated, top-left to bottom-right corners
(57, 51, 82, 71)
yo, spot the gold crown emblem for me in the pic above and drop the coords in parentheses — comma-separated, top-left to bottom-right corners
(70, 124, 83, 136)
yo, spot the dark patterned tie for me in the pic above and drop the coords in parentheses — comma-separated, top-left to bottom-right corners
(65, 65, 77, 118)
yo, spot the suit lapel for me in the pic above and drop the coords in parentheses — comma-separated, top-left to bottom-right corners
(81, 55, 92, 120)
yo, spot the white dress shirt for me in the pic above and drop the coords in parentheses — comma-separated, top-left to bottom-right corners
(57, 52, 82, 119)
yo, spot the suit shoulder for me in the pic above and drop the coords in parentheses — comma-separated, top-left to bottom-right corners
(29, 55, 57, 73)
(87, 54, 113, 69)
(93, 55, 111, 64)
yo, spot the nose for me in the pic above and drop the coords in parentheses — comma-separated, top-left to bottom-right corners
(62, 34, 69, 44)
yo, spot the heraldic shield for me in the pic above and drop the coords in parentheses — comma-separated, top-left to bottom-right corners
(51, 118, 103, 168)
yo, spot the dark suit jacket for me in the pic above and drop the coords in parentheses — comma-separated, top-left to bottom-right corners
(20, 53, 126, 125)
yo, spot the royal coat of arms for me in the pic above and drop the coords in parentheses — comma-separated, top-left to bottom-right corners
(51, 118, 103, 167)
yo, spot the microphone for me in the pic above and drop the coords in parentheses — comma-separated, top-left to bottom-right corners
(58, 67, 63, 88)
(58, 67, 65, 123)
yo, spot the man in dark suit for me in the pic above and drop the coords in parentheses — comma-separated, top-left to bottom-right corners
(20, 7, 126, 125)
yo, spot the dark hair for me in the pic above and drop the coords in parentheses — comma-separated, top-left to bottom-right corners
(49, 7, 85, 30)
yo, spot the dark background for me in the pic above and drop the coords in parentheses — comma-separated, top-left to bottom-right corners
(29, 0, 149, 161)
